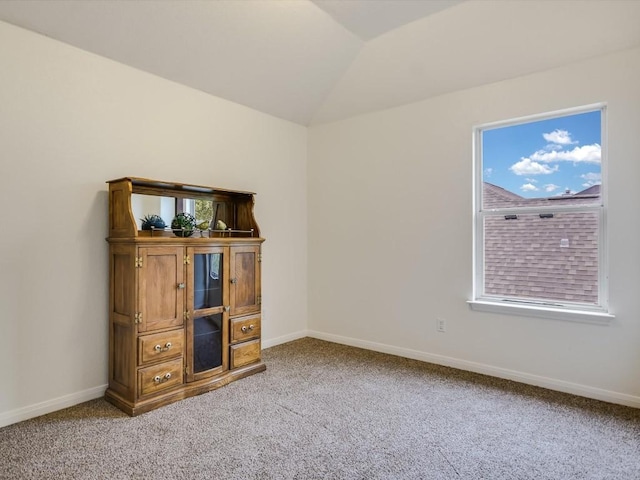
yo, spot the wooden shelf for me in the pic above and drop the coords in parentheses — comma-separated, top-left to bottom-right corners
(107, 177, 261, 239)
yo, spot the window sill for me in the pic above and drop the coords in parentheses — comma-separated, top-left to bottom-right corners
(467, 300, 615, 325)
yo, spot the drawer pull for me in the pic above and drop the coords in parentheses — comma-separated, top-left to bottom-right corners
(241, 326, 247, 333)
(154, 342, 173, 352)
(177, 283, 185, 289)
(153, 372, 172, 383)
(241, 324, 256, 334)
(249, 324, 255, 331)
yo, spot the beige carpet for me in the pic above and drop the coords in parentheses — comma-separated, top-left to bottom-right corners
(1, 338, 639, 479)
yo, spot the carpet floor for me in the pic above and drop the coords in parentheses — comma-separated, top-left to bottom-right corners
(1, 338, 639, 479)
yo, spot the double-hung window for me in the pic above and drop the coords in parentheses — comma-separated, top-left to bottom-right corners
(471, 105, 612, 322)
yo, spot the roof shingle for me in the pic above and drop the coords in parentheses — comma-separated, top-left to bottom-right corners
(483, 183, 599, 305)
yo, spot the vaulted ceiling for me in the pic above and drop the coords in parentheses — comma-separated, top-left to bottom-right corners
(0, 0, 639, 126)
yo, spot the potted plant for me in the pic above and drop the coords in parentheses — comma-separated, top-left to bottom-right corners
(140, 214, 166, 231)
(171, 212, 196, 237)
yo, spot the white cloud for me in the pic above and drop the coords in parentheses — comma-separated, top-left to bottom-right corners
(543, 129, 576, 145)
(530, 144, 601, 164)
(544, 143, 564, 152)
(580, 172, 602, 188)
(544, 183, 560, 192)
(581, 172, 601, 181)
(509, 158, 559, 175)
(521, 183, 539, 192)
(526, 177, 538, 183)
(484, 167, 493, 178)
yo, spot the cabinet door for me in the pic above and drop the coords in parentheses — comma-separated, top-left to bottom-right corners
(138, 246, 185, 333)
(185, 246, 229, 382)
(229, 245, 261, 317)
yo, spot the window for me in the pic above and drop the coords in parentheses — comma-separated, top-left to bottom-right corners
(471, 105, 612, 322)
(179, 198, 214, 224)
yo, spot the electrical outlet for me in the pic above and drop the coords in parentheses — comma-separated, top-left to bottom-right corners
(436, 318, 446, 333)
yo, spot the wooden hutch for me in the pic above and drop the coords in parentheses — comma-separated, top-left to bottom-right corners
(105, 177, 265, 416)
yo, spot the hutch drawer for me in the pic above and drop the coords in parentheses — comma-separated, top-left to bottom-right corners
(138, 358, 184, 397)
(230, 315, 261, 344)
(230, 339, 261, 369)
(138, 329, 185, 366)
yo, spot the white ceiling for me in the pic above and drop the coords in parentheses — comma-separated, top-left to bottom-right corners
(311, 0, 465, 41)
(0, 0, 639, 126)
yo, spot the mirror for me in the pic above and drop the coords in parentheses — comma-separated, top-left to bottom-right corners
(131, 195, 225, 230)
(131, 194, 176, 230)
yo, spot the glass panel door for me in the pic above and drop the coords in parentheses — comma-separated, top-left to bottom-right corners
(193, 313, 222, 372)
(186, 246, 229, 381)
(193, 252, 222, 310)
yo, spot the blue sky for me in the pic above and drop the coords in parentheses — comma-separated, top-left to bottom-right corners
(482, 110, 601, 198)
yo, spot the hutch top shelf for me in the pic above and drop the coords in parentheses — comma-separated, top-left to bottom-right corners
(107, 177, 261, 239)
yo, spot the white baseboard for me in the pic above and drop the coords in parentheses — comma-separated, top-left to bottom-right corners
(4, 330, 637, 428)
(0, 331, 306, 428)
(307, 330, 640, 409)
(0, 384, 107, 428)
(262, 330, 309, 349)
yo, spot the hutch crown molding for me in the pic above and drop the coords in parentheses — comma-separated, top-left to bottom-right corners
(106, 177, 265, 416)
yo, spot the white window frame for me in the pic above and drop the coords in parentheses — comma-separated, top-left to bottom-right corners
(469, 104, 614, 324)
(182, 199, 196, 216)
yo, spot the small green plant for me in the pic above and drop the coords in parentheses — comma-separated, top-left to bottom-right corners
(171, 212, 196, 237)
(140, 214, 166, 230)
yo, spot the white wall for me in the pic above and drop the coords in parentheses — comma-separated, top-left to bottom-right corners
(0, 21, 308, 425)
(308, 47, 640, 406)
(2, 17, 639, 428)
